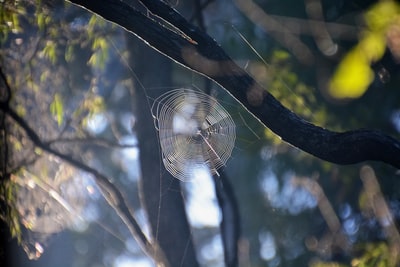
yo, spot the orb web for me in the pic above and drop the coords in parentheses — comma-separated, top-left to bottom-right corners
(151, 88, 236, 181)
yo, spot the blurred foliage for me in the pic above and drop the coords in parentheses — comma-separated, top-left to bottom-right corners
(0, 1, 115, 264)
(0, 178, 22, 243)
(1, 0, 400, 267)
(352, 242, 395, 267)
(50, 93, 64, 126)
(310, 248, 400, 267)
(329, 1, 400, 99)
(0, 0, 25, 42)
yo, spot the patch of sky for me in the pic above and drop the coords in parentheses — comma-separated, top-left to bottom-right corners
(200, 234, 224, 267)
(339, 203, 360, 240)
(119, 135, 139, 160)
(119, 112, 136, 133)
(114, 254, 153, 267)
(70, 217, 89, 233)
(110, 81, 128, 102)
(260, 146, 277, 161)
(86, 112, 108, 134)
(83, 202, 100, 222)
(281, 227, 306, 260)
(74, 239, 89, 256)
(389, 200, 400, 219)
(339, 203, 352, 220)
(260, 170, 317, 215)
(391, 109, 400, 133)
(259, 231, 276, 261)
(173, 111, 198, 135)
(125, 238, 141, 254)
(103, 248, 119, 267)
(134, 209, 151, 241)
(69, 17, 89, 31)
(343, 216, 359, 236)
(111, 135, 139, 181)
(184, 166, 221, 228)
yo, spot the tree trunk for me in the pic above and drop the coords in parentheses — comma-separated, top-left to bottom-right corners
(127, 35, 199, 267)
(68, 0, 400, 169)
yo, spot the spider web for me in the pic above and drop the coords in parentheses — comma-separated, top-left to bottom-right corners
(151, 88, 236, 181)
(100, 30, 265, 267)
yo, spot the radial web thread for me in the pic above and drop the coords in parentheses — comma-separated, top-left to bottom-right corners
(151, 88, 236, 181)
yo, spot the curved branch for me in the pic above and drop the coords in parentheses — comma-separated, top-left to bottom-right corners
(0, 104, 168, 266)
(68, 0, 400, 169)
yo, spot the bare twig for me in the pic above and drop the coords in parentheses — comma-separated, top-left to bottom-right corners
(47, 136, 137, 148)
(0, 67, 167, 265)
(360, 165, 400, 265)
(234, 0, 314, 65)
(100, 0, 400, 169)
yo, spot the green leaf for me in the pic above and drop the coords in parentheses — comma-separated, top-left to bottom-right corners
(88, 37, 109, 69)
(37, 13, 45, 31)
(42, 40, 57, 64)
(50, 93, 64, 126)
(65, 45, 74, 62)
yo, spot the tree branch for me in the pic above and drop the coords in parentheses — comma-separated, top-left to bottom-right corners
(128, 35, 199, 267)
(67, 0, 400, 169)
(0, 104, 168, 266)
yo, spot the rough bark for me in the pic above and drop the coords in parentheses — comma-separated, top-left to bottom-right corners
(128, 36, 199, 267)
(68, 0, 400, 169)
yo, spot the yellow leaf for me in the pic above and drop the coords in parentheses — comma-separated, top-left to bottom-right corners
(329, 51, 374, 99)
(359, 32, 386, 62)
(365, 1, 400, 31)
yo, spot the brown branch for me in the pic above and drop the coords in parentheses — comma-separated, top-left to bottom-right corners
(0, 67, 11, 106)
(0, 67, 10, 181)
(234, 0, 314, 64)
(47, 136, 137, 148)
(0, 104, 168, 265)
(128, 35, 198, 267)
(67, 0, 400, 169)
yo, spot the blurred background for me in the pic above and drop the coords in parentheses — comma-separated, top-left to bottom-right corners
(1, 0, 400, 266)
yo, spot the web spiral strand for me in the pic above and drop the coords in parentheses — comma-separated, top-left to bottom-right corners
(151, 88, 236, 181)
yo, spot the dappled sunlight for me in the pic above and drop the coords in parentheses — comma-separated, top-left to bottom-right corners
(133, 209, 152, 242)
(6, 157, 92, 259)
(1, 0, 400, 266)
(260, 171, 317, 215)
(114, 254, 153, 267)
(329, 1, 400, 99)
(74, 239, 89, 256)
(86, 112, 108, 134)
(184, 166, 221, 228)
(391, 110, 400, 133)
(111, 135, 140, 181)
(259, 231, 276, 261)
(199, 234, 224, 267)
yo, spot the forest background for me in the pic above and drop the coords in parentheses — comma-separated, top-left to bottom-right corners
(1, 0, 400, 267)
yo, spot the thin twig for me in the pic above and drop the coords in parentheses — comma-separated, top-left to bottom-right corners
(47, 136, 137, 148)
(0, 68, 165, 264)
(4, 105, 168, 263)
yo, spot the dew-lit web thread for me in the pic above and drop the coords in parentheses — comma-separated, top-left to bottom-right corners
(151, 89, 236, 181)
